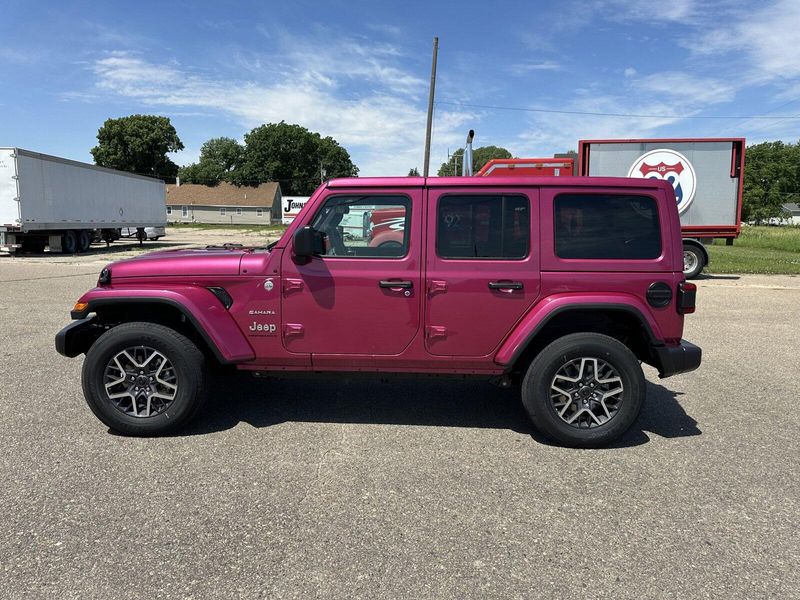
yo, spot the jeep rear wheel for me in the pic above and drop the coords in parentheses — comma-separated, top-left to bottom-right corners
(521, 333, 645, 448)
(82, 322, 206, 436)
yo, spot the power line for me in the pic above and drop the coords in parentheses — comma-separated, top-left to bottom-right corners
(714, 96, 800, 135)
(436, 100, 800, 120)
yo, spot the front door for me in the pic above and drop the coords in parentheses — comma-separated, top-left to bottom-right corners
(425, 188, 540, 357)
(280, 189, 422, 356)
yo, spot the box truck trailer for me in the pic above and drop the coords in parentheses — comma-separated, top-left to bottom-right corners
(578, 138, 746, 278)
(0, 148, 166, 254)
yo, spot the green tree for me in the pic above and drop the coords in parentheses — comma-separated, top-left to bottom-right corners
(437, 145, 512, 176)
(91, 115, 184, 178)
(230, 122, 358, 194)
(178, 137, 243, 185)
(408, 167, 420, 176)
(742, 141, 800, 223)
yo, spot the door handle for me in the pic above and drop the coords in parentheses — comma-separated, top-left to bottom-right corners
(488, 281, 523, 290)
(379, 280, 413, 289)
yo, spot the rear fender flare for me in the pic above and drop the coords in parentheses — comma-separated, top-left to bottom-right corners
(73, 286, 255, 363)
(494, 294, 662, 367)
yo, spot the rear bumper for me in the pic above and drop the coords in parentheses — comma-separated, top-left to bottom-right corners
(651, 339, 702, 378)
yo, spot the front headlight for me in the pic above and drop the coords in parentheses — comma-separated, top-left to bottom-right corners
(98, 267, 112, 285)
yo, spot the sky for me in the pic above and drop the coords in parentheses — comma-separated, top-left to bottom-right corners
(1, 0, 799, 177)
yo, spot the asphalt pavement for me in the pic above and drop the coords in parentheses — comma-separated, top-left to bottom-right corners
(0, 257, 798, 599)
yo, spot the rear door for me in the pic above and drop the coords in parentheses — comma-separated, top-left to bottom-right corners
(425, 187, 540, 357)
(0, 149, 20, 227)
(280, 188, 422, 356)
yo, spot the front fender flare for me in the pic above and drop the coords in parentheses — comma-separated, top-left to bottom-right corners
(70, 286, 255, 363)
(494, 293, 662, 367)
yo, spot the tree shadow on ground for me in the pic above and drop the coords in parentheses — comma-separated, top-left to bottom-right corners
(175, 373, 700, 448)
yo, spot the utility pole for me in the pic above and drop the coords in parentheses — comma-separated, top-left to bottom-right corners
(423, 36, 439, 178)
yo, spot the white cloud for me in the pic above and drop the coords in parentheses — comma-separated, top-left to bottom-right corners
(687, 0, 800, 81)
(85, 42, 471, 176)
(603, 0, 696, 23)
(634, 71, 734, 105)
(507, 62, 562, 76)
(624, 67, 637, 78)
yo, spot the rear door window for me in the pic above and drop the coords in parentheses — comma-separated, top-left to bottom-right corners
(554, 194, 661, 260)
(436, 195, 530, 259)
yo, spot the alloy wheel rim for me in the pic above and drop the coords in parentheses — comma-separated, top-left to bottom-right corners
(549, 357, 624, 428)
(103, 346, 178, 417)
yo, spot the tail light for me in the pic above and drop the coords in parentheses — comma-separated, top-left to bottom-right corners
(677, 281, 696, 314)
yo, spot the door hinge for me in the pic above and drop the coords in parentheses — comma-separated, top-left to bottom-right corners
(426, 325, 447, 340)
(283, 323, 304, 338)
(428, 280, 448, 295)
(283, 278, 304, 294)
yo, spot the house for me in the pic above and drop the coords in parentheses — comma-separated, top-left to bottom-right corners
(165, 181, 282, 224)
(783, 203, 800, 225)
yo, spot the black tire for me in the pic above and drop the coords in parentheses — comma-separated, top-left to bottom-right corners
(77, 230, 91, 253)
(81, 322, 206, 436)
(521, 333, 645, 448)
(61, 230, 78, 254)
(682, 243, 705, 279)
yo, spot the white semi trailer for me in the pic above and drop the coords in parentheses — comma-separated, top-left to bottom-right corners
(0, 148, 166, 253)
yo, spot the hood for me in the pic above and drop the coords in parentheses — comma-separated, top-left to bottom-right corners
(107, 247, 257, 279)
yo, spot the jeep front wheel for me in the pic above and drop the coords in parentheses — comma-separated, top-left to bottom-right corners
(521, 333, 645, 448)
(81, 322, 206, 435)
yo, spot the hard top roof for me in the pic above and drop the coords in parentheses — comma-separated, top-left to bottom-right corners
(326, 176, 672, 190)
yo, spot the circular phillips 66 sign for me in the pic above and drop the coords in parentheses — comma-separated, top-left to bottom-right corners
(628, 149, 697, 214)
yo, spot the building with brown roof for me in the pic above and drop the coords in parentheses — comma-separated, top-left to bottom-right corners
(165, 181, 282, 224)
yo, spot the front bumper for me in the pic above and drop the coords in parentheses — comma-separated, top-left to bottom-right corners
(55, 315, 101, 358)
(651, 339, 702, 378)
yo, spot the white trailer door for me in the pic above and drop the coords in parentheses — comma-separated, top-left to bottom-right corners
(0, 149, 20, 227)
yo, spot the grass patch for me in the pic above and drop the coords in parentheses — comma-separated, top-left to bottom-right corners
(168, 223, 287, 234)
(706, 226, 800, 274)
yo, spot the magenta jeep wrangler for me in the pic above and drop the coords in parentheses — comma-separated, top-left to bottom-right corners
(56, 176, 700, 447)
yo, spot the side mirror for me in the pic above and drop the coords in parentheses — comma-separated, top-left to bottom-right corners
(293, 226, 325, 264)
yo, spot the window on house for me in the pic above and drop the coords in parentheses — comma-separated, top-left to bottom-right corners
(256, 209, 263, 217)
(181, 206, 188, 218)
(219, 208, 226, 216)
(236, 208, 242, 216)
(166, 206, 172, 215)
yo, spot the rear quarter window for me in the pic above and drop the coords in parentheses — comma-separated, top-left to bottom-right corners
(554, 194, 661, 260)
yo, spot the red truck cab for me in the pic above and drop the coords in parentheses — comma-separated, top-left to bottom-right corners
(57, 176, 700, 447)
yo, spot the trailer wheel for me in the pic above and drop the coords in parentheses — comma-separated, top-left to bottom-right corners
(77, 230, 91, 253)
(682, 243, 706, 279)
(61, 230, 78, 254)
